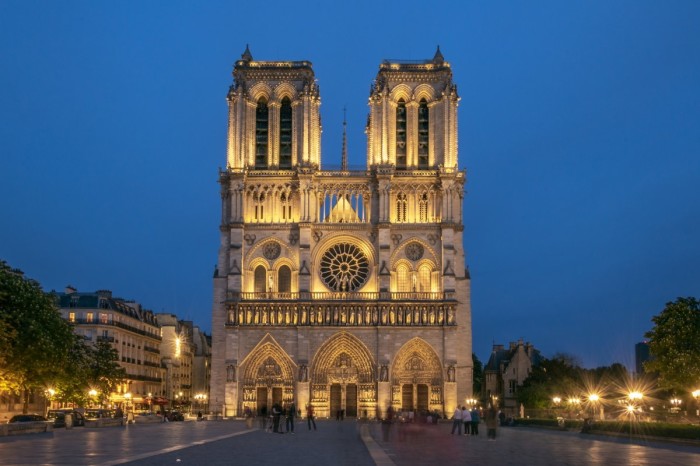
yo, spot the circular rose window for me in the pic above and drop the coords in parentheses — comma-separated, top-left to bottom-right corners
(319, 243, 370, 291)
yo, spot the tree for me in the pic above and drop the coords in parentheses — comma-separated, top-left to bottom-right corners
(644, 297, 700, 391)
(472, 353, 483, 396)
(517, 355, 581, 409)
(87, 339, 126, 404)
(0, 260, 75, 412)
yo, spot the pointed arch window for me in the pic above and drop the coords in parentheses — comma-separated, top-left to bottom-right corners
(278, 265, 291, 293)
(418, 98, 429, 169)
(254, 192, 265, 221)
(418, 264, 432, 292)
(396, 192, 407, 223)
(396, 98, 407, 169)
(254, 265, 267, 293)
(280, 192, 291, 221)
(279, 97, 292, 169)
(397, 263, 410, 292)
(255, 98, 269, 169)
(418, 192, 429, 222)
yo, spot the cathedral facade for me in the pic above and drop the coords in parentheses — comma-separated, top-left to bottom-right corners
(210, 46, 472, 418)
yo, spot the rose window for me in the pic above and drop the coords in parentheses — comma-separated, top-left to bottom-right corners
(319, 243, 370, 291)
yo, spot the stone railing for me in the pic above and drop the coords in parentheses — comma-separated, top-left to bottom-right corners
(226, 301, 457, 327)
(228, 291, 453, 301)
(0, 421, 53, 436)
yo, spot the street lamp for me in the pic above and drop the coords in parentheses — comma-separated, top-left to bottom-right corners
(692, 390, 700, 417)
(670, 397, 682, 414)
(45, 388, 56, 416)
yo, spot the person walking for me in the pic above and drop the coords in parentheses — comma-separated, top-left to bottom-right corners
(306, 404, 317, 431)
(450, 406, 463, 435)
(485, 407, 498, 440)
(259, 404, 268, 430)
(285, 402, 296, 433)
(462, 406, 472, 435)
(470, 407, 480, 436)
(272, 402, 283, 433)
(244, 406, 254, 429)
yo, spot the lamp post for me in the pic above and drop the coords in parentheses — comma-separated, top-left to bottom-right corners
(88, 389, 98, 408)
(670, 397, 682, 414)
(45, 388, 55, 416)
(692, 390, 700, 418)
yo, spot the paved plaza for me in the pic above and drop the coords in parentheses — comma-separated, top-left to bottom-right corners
(1, 419, 698, 466)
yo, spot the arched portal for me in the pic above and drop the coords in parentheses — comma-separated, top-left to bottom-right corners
(239, 336, 296, 416)
(391, 338, 443, 414)
(309, 332, 376, 418)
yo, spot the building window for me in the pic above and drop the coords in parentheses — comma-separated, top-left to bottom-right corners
(255, 98, 269, 169)
(279, 97, 292, 169)
(254, 265, 267, 293)
(418, 98, 429, 168)
(418, 192, 429, 222)
(395, 98, 407, 168)
(280, 193, 291, 221)
(509, 380, 517, 395)
(397, 263, 410, 292)
(396, 192, 407, 222)
(254, 192, 265, 221)
(418, 264, 431, 292)
(86, 312, 94, 323)
(100, 313, 109, 324)
(278, 265, 291, 293)
(68, 312, 76, 323)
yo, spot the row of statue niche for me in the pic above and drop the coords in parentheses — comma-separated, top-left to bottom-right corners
(231, 304, 456, 326)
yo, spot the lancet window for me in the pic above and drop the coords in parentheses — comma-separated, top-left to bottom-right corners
(418, 192, 429, 222)
(254, 265, 267, 293)
(417, 98, 429, 169)
(254, 192, 265, 221)
(396, 99, 407, 168)
(278, 265, 291, 293)
(279, 97, 292, 169)
(396, 192, 407, 223)
(255, 98, 269, 169)
(280, 192, 292, 221)
(418, 264, 432, 292)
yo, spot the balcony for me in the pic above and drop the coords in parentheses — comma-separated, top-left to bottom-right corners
(70, 318, 162, 341)
(226, 300, 457, 328)
(96, 336, 115, 342)
(144, 346, 160, 354)
(227, 291, 454, 302)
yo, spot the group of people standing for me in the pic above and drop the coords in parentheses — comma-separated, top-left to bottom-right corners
(451, 405, 481, 436)
(245, 402, 317, 433)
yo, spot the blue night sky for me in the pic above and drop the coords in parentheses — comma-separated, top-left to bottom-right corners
(1, 1, 699, 368)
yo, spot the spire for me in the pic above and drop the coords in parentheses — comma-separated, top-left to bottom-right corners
(241, 44, 253, 62)
(432, 45, 444, 65)
(341, 107, 348, 171)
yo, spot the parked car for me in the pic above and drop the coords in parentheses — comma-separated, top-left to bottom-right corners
(46, 409, 85, 428)
(166, 410, 185, 422)
(8, 414, 47, 423)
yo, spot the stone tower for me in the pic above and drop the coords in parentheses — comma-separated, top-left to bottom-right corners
(210, 46, 472, 418)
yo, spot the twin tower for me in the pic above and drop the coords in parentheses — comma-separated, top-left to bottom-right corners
(210, 46, 472, 418)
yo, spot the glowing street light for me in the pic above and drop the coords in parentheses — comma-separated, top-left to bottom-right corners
(628, 391, 643, 401)
(692, 390, 700, 417)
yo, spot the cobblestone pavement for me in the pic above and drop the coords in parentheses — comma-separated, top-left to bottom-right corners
(1, 419, 698, 466)
(367, 421, 700, 466)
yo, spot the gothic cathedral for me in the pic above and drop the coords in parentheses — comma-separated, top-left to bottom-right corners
(211, 46, 472, 418)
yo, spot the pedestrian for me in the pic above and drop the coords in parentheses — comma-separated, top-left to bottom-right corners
(244, 406, 254, 429)
(286, 402, 296, 433)
(462, 405, 471, 435)
(272, 402, 283, 433)
(450, 406, 463, 435)
(197, 410, 203, 421)
(381, 405, 394, 442)
(485, 407, 498, 440)
(260, 404, 268, 430)
(470, 407, 480, 436)
(307, 404, 317, 431)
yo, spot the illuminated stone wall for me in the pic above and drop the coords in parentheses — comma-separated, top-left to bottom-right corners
(211, 47, 472, 418)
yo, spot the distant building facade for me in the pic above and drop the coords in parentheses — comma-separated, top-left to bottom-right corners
(157, 314, 195, 408)
(210, 47, 472, 418)
(56, 287, 164, 408)
(635, 341, 651, 375)
(484, 340, 542, 415)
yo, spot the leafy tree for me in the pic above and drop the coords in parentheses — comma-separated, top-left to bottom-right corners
(644, 297, 700, 391)
(0, 261, 75, 412)
(517, 355, 581, 409)
(472, 353, 483, 396)
(87, 339, 126, 404)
